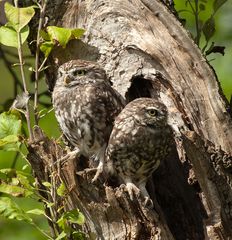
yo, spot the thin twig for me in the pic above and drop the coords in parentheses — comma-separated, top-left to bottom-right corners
(38, 56, 48, 72)
(186, 0, 201, 46)
(15, 0, 34, 141)
(17, 36, 34, 141)
(34, 0, 48, 125)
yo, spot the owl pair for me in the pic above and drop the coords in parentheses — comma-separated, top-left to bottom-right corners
(53, 60, 173, 205)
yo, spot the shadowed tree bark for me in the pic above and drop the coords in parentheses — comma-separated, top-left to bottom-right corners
(26, 0, 232, 239)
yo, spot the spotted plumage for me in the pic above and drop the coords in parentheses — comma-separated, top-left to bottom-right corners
(52, 59, 125, 181)
(106, 98, 173, 203)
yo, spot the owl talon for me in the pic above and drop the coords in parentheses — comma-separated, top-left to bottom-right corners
(92, 161, 104, 182)
(76, 163, 103, 182)
(125, 182, 140, 201)
(52, 149, 80, 167)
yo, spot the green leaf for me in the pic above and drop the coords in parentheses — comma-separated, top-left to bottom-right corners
(40, 41, 54, 57)
(47, 26, 72, 48)
(17, 172, 35, 192)
(39, 29, 51, 41)
(0, 135, 19, 151)
(57, 182, 66, 197)
(63, 209, 85, 225)
(27, 209, 45, 215)
(0, 169, 34, 186)
(0, 183, 33, 197)
(199, 3, 205, 11)
(57, 216, 66, 230)
(71, 28, 85, 39)
(202, 16, 215, 42)
(213, 0, 228, 13)
(0, 197, 32, 223)
(22, 164, 29, 170)
(0, 25, 29, 48)
(5, 2, 35, 31)
(0, 112, 22, 151)
(42, 181, 52, 188)
(39, 27, 85, 56)
(0, 169, 34, 197)
(55, 231, 67, 240)
(72, 231, 85, 240)
(0, 111, 22, 137)
(46, 202, 55, 208)
(205, 43, 225, 56)
(0, 168, 16, 177)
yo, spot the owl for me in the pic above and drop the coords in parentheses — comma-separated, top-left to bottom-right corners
(52, 59, 125, 181)
(106, 98, 173, 205)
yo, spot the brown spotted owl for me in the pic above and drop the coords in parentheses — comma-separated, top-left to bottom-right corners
(106, 98, 173, 204)
(52, 59, 125, 181)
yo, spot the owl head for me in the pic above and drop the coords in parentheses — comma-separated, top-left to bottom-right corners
(55, 60, 107, 88)
(127, 98, 168, 128)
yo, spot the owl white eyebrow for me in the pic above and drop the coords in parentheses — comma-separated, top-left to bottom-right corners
(71, 67, 88, 73)
(146, 107, 158, 110)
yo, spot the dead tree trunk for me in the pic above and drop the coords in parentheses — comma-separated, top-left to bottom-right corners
(27, 0, 232, 239)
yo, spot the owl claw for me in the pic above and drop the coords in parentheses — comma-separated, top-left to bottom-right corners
(139, 183, 153, 209)
(125, 182, 140, 201)
(124, 182, 153, 208)
(91, 161, 104, 183)
(52, 149, 80, 167)
(76, 161, 104, 182)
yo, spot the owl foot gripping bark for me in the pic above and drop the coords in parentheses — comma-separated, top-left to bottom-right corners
(106, 98, 173, 207)
(52, 60, 125, 182)
(124, 181, 153, 208)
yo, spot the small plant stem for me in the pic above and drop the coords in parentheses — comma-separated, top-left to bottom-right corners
(38, 57, 48, 72)
(187, 0, 200, 46)
(14, 0, 34, 141)
(17, 33, 34, 141)
(34, 0, 47, 125)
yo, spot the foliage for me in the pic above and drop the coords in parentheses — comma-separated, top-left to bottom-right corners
(40, 26, 85, 57)
(0, 197, 33, 222)
(0, 3, 35, 48)
(177, 0, 228, 55)
(0, 1, 85, 239)
(175, 0, 232, 100)
(0, 111, 22, 151)
(56, 209, 86, 240)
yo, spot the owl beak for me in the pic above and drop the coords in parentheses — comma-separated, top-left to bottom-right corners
(64, 75, 71, 85)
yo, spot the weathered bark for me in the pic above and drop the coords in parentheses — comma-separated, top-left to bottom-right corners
(27, 0, 232, 239)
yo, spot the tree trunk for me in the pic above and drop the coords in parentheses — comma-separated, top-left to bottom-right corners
(27, 0, 232, 239)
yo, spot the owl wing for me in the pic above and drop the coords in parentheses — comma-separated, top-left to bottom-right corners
(95, 81, 126, 126)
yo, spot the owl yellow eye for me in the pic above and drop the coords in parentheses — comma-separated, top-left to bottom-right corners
(147, 109, 158, 116)
(73, 69, 86, 76)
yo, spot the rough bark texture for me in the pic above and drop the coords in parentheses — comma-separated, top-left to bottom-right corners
(27, 0, 232, 239)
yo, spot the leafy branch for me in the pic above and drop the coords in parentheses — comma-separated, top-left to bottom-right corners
(0, 1, 85, 239)
(182, 0, 227, 55)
